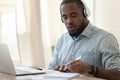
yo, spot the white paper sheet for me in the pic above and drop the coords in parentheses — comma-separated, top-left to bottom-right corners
(44, 70, 80, 79)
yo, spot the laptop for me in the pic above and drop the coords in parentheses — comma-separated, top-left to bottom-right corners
(0, 43, 46, 76)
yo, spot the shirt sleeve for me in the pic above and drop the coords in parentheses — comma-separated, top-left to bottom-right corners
(48, 34, 64, 69)
(99, 33, 120, 71)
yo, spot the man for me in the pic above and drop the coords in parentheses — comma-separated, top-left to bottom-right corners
(48, 0, 120, 80)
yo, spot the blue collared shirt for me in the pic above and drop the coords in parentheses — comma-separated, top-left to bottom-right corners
(48, 22, 120, 71)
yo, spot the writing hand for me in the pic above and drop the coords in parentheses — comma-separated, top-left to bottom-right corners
(67, 60, 92, 73)
(54, 64, 70, 72)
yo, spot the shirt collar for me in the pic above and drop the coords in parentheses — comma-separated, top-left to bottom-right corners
(81, 22, 93, 38)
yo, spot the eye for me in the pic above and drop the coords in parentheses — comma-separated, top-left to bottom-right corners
(62, 16, 67, 21)
(71, 13, 78, 18)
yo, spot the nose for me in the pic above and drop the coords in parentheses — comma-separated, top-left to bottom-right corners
(66, 17, 73, 24)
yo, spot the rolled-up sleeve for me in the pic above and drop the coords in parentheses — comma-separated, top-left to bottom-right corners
(99, 34, 120, 71)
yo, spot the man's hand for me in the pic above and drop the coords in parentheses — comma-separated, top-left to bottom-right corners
(54, 60, 92, 73)
(67, 60, 92, 73)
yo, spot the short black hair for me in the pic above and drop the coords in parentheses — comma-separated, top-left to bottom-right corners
(60, 0, 85, 10)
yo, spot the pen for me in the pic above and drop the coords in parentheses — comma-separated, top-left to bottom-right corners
(31, 66, 43, 70)
(37, 68, 43, 70)
(67, 55, 81, 65)
(75, 55, 81, 60)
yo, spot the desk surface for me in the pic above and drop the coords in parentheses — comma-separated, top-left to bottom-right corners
(0, 72, 105, 80)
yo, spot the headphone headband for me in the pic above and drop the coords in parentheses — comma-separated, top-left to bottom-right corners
(80, 0, 91, 17)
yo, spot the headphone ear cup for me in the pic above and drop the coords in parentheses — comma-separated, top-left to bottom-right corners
(83, 9, 88, 17)
(61, 17, 63, 23)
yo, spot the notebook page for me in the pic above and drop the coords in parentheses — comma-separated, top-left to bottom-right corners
(44, 70, 80, 79)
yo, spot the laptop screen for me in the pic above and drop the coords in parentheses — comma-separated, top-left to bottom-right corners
(0, 43, 16, 75)
(0, 43, 46, 75)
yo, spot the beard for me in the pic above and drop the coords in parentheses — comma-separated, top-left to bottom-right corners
(69, 23, 86, 37)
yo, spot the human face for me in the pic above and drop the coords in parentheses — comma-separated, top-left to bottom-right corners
(61, 3, 85, 37)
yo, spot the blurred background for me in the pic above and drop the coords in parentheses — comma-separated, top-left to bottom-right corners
(0, 0, 120, 68)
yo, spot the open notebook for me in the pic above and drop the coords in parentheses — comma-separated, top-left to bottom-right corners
(0, 43, 46, 76)
(44, 70, 80, 79)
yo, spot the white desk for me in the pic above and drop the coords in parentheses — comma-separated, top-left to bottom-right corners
(0, 71, 105, 80)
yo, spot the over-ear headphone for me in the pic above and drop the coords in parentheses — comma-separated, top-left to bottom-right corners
(81, 0, 90, 17)
(83, 9, 87, 17)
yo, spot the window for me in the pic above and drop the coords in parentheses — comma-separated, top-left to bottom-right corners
(0, 0, 20, 64)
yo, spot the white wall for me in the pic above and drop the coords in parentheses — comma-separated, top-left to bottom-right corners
(95, 0, 120, 45)
(84, 0, 94, 24)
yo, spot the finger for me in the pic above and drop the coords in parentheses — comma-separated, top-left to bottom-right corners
(54, 65, 60, 70)
(63, 64, 70, 72)
(67, 60, 80, 72)
(59, 65, 65, 71)
(67, 64, 74, 72)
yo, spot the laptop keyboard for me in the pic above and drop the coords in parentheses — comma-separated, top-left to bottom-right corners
(15, 68, 30, 74)
(14, 65, 45, 75)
